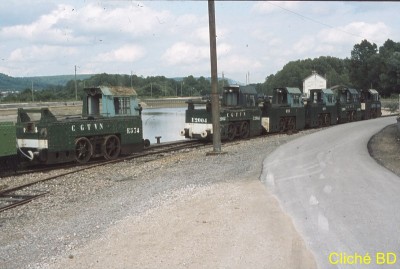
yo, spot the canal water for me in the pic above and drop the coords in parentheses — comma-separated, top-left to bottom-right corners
(142, 107, 187, 144)
(0, 106, 190, 145)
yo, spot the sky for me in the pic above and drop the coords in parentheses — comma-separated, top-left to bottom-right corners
(0, 1, 399, 83)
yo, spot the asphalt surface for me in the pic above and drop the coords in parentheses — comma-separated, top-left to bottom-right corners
(261, 116, 399, 269)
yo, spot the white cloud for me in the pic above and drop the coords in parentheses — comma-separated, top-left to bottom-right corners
(220, 54, 263, 77)
(293, 36, 315, 55)
(97, 45, 146, 62)
(318, 21, 390, 44)
(252, 1, 301, 14)
(162, 42, 209, 65)
(1, 1, 400, 82)
(191, 27, 210, 44)
(9, 45, 77, 62)
(0, 4, 81, 44)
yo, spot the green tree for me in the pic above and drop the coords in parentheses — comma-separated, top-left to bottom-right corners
(349, 39, 378, 89)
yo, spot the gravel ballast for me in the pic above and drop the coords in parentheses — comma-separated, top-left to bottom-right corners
(1, 130, 321, 269)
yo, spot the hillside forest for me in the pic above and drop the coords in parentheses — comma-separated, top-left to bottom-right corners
(1, 39, 400, 102)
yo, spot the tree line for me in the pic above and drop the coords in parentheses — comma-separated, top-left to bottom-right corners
(2, 38, 400, 102)
(258, 39, 400, 97)
(2, 74, 230, 102)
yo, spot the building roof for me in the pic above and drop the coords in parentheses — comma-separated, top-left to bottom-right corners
(303, 71, 326, 82)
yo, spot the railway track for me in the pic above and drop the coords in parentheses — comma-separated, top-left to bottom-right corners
(0, 139, 208, 212)
(1, 115, 394, 213)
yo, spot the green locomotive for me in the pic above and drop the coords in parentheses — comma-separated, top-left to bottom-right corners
(330, 85, 361, 123)
(16, 86, 146, 164)
(359, 89, 382, 120)
(261, 87, 305, 133)
(305, 88, 338, 128)
(0, 122, 18, 170)
(181, 85, 263, 140)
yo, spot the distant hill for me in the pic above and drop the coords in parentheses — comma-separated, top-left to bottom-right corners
(0, 73, 93, 91)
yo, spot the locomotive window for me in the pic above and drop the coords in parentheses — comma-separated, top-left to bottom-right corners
(114, 97, 131, 115)
(225, 92, 238, 106)
(246, 94, 256, 107)
(293, 95, 300, 104)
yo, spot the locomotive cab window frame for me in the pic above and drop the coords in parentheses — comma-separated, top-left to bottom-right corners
(114, 97, 131, 115)
(223, 86, 239, 107)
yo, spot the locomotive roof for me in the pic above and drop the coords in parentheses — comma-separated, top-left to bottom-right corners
(322, 88, 334, 95)
(348, 88, 358, 95)
(368, 89, 379, 95)
(239, 85, 257, 95)
(223, 85, 257, 95)
(279, 87, 301, 94)
(330, 85, 358, 95)
(84, 86, 138, 97)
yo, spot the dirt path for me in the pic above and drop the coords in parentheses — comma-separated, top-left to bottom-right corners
(46, 179, 316, 269)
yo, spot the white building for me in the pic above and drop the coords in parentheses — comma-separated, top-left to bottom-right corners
(303, 71, 326, 97)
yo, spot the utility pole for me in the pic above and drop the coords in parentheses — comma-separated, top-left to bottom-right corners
(208, 0, 221, 153)
(31, 81, 34, 102)
(181, 81, 183, 96)
(74, 65, 77, 101)
(131, 71, 133, 88)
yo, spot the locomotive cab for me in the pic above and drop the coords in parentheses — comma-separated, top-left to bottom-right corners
(222, 85, 257, 108)
(305, 89, 337, 128)
(82, 86, 142, 118)
(359, 89, 381, 120)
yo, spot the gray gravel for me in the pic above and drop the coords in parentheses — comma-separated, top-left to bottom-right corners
(0, 130, 317, 269)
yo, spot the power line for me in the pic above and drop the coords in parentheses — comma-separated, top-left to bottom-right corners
(267, 1, 372, 42)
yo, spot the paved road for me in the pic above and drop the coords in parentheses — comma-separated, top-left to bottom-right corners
(261, 116, 399, 269)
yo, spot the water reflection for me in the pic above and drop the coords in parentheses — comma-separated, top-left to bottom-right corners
(142, 107, 187, 144)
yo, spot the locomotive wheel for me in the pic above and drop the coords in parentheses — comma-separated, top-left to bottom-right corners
(227, 124, 235, 141)
(287, 117, 295, 130)
(351, 111, 356, 121)
(239, 121, 250, 138)
(279, 118, 286, 133)
(318, 114, 324, 127)
(75, 137, 93, 164)
(103, 135, 121, 160)
(324, 114, 331, 126)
